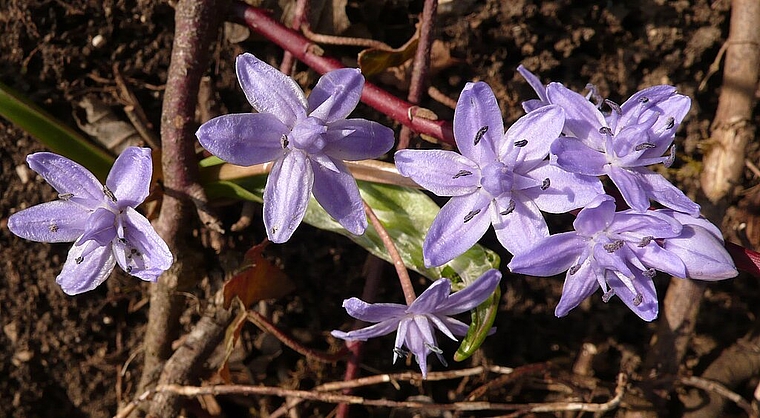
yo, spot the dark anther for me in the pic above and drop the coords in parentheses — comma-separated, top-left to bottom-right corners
(281, 134, 289, 148)
(599, 126, 613, 136)
(500, 199, 516, 215)
(514, 139, 528, 147)
(638, 96, 649, 104)
(393, 347, 408, 358)
(569, 264, 582, 275)
(605, 99, 622, 115)
(452, 170, 473, 179)
(664, 145, 676, 168)
(665, 116, 675, 130)
(126, 266, 133, 273)
(118, 238, 127, 245)
(103, 185, 117, 202)
(75, 256, 84, 264)
(603, 240, 624, 253)
(49, 224, 59, 233)
(464, 209, 481, 223)
(474, 126, 488, 145)
(638, 236, 654, 247)
(58, 193, 73, 201)
(635, 143, 657, 151)
(130, 248, 138, 254)
(540, 178, 550, 190)
(643, 268, 656, 278)
(425, 343, 444, 354)
(632, 293, 643, 306)
(602, 289, 616, 303)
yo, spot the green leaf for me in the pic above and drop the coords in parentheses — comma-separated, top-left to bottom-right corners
(454, 285, 500, 362)
(0, 81, 113, 180)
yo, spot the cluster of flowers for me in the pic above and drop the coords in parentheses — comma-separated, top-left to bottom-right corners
(7, 53, 737, 378)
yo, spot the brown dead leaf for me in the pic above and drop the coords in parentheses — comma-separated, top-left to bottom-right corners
(358, 37, 420, 77)
(215, 306, 247, 384)
(222, 240, 295, 310)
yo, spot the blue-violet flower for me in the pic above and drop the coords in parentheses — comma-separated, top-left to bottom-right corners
(508, 195, 736, 321)
(8, 147, 173, 295)
(395, 81, 602, 266)
(331, 269, 501, 378)
(197, 53, 395, 243)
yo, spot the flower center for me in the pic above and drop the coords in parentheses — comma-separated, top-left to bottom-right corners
(480, 161, 513, 197)
(289, 116, 328, 154)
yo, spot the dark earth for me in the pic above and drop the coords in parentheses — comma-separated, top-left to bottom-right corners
(1, 0, 759, 417)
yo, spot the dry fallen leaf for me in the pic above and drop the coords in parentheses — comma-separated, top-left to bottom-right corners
(222, 240, 295, 310)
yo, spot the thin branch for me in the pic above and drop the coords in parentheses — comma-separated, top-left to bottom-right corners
(279, 0, 308, 75)
(681, 375, 759, 418)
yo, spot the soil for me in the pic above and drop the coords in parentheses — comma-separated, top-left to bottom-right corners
(1, 0, 759, 417)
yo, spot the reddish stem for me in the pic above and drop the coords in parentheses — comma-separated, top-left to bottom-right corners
(229, 1, 455, 145)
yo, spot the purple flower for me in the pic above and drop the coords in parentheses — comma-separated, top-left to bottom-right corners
(395, 81, 602, 266)
(8, 147, 173, 295)
(331, 269, 501, 378)
(197, 53, 395, 243)
(508, 195, 736, 321)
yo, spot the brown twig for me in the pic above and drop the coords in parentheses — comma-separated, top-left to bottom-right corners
(301, 24, 392, 49)
(398, 0, 438, 150)
(363, 200, 416, 304)
(111, 63, 161, 149)
(681, 375, 760, 418)
(279, 0, 308, 75)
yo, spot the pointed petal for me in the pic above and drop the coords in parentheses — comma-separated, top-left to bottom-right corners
(78, 207, 117, 246)
(453, 82, 501, 164)
(637, 168, 701, 216)
(8, 201, 89, 243)
(197, 113, 289, 166)
(550, 137, 607, 176)
(331, 319, 401, 341)
(606, 166, 651, 212)
(408, 279, 452, 314)
(263, 151, 314, 243)
(106, 147, 152, 206)
(115, 207, 173, 280)
(236, 53, 307, 127)
(518, 161, 604, 213)
(555, 261, 599, 317)
(308, 68, 364, 123)
(437, 269, 501, 315)
(618, 85, 677, 128)
(57, 242, 116, 295)
(341, 298, 406, 322)
(663, 225, 738, 280)
(517, 65, 548, 102)
(310, 157, 366, 235)
(423, 191, 491, 267)
(492, 196, 549, 255)
(323, 119, 395, 160)
(634, 242, 687, 278)
(508, 232, 586, 276)
(394, 149, 481, 196)
(436, 316, 471, 337)
(545, 83, 607, 148)
(610, 210, 682, 238)
(607, 270, 659, 321)
(506, 104, 565, 166)
(405, 320, 434, 377)
(573, 194, 616, 236)
(26, 152, 103, 206)
(657, 209, 723, 240)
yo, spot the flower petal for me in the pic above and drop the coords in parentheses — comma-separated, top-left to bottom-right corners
(505, 104, 565, 166)
(263, 150, 314, 243)
(606, 165, 651, 212)
(408, 279, 452, 314)
(545, 83, 607, 148)
(341, 297, 406, 322)
(78, 207, 117, 246)
(492, 196, 549, 255)
(106, 147, 153, 206)
(197, 113, 289, 166)
(236, 53, 307, 127)
(26, 152, 103, 206)
(437, 269, 501, 315)
(634, 241, 687, 278)
(555, 260, 599, 317)
(607, 270, 659, 321)
(331, 319, 400, 341)
(550, 137, 607, 176)
(637, 168, 701, 216)
(395, 149, 481, 196)
(308, 68, 364, 123)
(517, 64, 548, 103)
(508, 232, 586, 276)
(423, 191, 492, 267)
(453, 82, 501, 164)
(518, 161, 604, 213)
(114, 207, 173, 280)
(57, 242, 116, 295)
(663, 225, 738, 280)
(323, 119, 395, 160)
(8, 201, 89, 243)
(311, 157, 366, 235)
(573, 194, 616, 236)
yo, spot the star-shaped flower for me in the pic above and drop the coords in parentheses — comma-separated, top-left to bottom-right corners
(197, 53, 395, 243)
(8, 147, 173, 295)
(331, 269, 501, 378)
(395, 81, 602, 266)
(508, 195, 736, 321)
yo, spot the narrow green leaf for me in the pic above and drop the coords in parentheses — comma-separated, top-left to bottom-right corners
(0, 81, 113, 180)
(454, 285, 500, 361)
